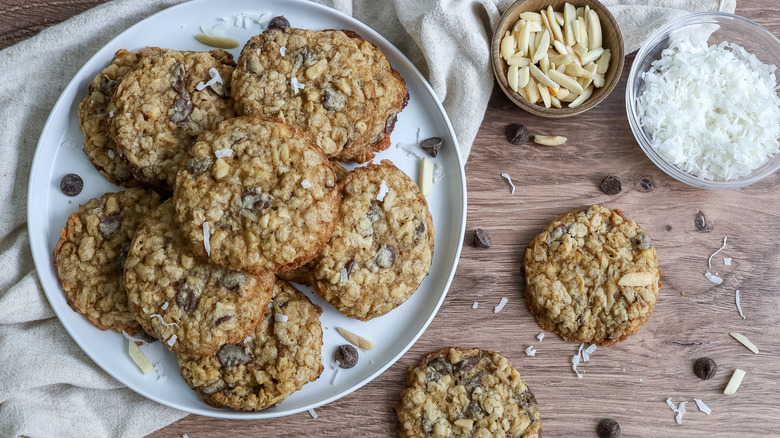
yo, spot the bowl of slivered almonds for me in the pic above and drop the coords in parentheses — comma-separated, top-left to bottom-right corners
(491, 0, 624, 117)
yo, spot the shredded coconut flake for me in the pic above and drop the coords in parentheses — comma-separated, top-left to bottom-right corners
(525, 346, 537, 356)
(308, 408, 318, 419)
(704, 271, 723, 284)
(196, 67, 223, 91)
(275, 313, 289, 322)
(501, 173, 516, 194)
(536, 333, 545, 342)
(161, 302, 169, 310)
(243, 336, 252, 344)
(280, 46, 286, 56)
(493, 297, 509, 313)
(331, 367, 341, 385)
(694, 398, 712, 415)
(638, 40, 780, 181)
(376, 180, 389, 201)
(723, 257, 732, 266)
(472, 302, 478, 309)
(582, 344, 597, 362)
(150, 314, 180, 328)
(203, 222, 211, 257)
(290, 76, 305, 94)
(708, 237, 728, 269)
(60, 139, 76, 149)
(301, 179, 312, 189)
(735, 289, 746, 319)
(167, 334, 177, 347)
(108, 111, 114, 118)
(107, 149, 115, 159)
(214, 148, 233, 158)
(666, 399, 688, 424)
(572, 354, 582, 378)
(340, 268, 348, 283)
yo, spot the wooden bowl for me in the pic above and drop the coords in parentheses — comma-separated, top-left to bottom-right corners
(491, 0, 625, 117)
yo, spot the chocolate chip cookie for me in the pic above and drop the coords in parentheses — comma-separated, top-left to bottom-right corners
(232, 28, 376, 159)
(524, 205, 661, 346)
(124, 199, 275, 356)
(177, 279, 323, 411)
(173, 115, 340, 274)
(108, 49, 236, 190)
(77, 47, 163, 187)
(339, 31, 409, 163)
(310, 160, 434, 321)
(53, 188, 162, 336)
(396, 347, 542, 438)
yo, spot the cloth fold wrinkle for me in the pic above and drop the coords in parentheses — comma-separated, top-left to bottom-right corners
(0, 0, 736, 436)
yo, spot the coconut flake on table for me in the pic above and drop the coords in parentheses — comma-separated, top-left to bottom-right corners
(376, 180, 389, 201)
(500, 173, 516, 194)
(723, 257, 732, 266)
(708, 237, 728, 269)
(536, 333, 545, 342)
(638, 40, 780, 181)
(735, 289, 746, 319)
(471, 302, 478, 309)
(202, 222, 211, 257)
(582, 344, 597, 362)
(493, 297, 509, 313)
(301, 179, 312, 189)
(275, 313, 289, 323)
(694, 398, 712, 415)
(308, 408, 319, 419)
(196, 67, 223, 91)
(330, 367, 341, 385)
(571, 353, 583, 379)
(704, 271, 724, 284)
(214, 148, 233, 158)
(525, 346, 537, 357)
(290, 76, 305, 94)
(666, 398, 687, 424)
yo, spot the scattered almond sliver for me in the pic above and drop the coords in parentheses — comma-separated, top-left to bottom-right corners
(194, 33, 240, 49)
(128, 341, 154, 374)
(724, 369, 746, 395)
(729, 332, 759, 354)
(337, 327, 375, 351)
(533, 135, 567, 146)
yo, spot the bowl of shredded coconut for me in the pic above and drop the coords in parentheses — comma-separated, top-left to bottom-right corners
(626, 13, 780, 189)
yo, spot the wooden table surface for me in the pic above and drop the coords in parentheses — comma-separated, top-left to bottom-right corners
(4, 1, 780, 437)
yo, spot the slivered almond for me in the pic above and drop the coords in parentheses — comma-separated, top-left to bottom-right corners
(596, 49, 612, 74)
(337, 327, 375, 350)
(520, 11, 543, 22)
(518, 66, 530, 88)
(195, 33, 240, 49)
(529, 64, 559, 89)
(507, 53, 531, 66)
(569, 85, 593, 108)
(508, 65, 520, 91)
(128, 341, 154, 374)
(501, 31, 515, 60)
(581, 47, 605, 65)
(588, 10, 602, 50)
(532, 31, 550, 63)
(730, 332, 759, 354)
(538, 83, 552, 108)
(723, 369, 746, 395)
(548, 69, 584, 94)
(618, 272, 654, 287)
(533, 135, 567, 146)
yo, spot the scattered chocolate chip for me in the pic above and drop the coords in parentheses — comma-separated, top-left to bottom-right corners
(665, 225, 672, 232)
(375, 244, 396, 268)
(323, 86, 346, 111)
(473, 228, 492, 248)
(463, 370, 486, 393)
(242, 189, 273, 214)
(420, 137, 443, 158)
(335, 344, 359, 369)
(548, 224, 569, 244)
(425, 356, 453, 382)
(414, 218, 427, 242)
(462, 400, 484, 418)
(600, 175, 622, 195)
(385, 113, 398, 134)
(505, 123, 530, 145)
(217, 344, 253, 367)
(635, 177, 655, 193)
(99, 212, 122, 238)
(597, 418, 621, 438)
(694, 210, 711, 233)
(293, 47, 314, 68)
(344, 259, 355, 278)
(60, 174, 84, 197)
(220, 271, 246, 294)
(214, 314, 233, 326)
(577, 313, 584, 325)
(175, 280, 198, 313)
(455, 355, 480, 374)
(170, 61, 186, 93)
(267, 15, 290, 30)
(693, 357, 717, 380)
(170, 94, 193, 125)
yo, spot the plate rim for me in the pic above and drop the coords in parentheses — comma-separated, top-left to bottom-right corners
(27, 0, 468, 419)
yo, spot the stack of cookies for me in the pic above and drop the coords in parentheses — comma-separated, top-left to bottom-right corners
(57, 16, 433, 411)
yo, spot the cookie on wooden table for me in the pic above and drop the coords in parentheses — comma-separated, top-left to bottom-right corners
(77, 47, 163, 187)
(310, 160, 434, 321)
(53, 188, 162, 336)
(396, 347, 542, 438)
(173, 115, 340, 274)
(523, 204, 661, 346)
(177, 279, 323, 411)
(108, 48, 236, 190)
(232, 27, 376, 160)
(124, 199, 275, 356)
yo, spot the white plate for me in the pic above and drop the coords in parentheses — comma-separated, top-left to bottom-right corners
(27, 0, 466, 419)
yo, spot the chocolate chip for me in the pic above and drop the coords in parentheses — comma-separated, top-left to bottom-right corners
(214, 315, 232, 326)
(506, 123, 530, 145)
(597, 418, 621, 438)
(665, 225, 672, 232)
(375, 244, 396, 268)
(694, 210, 711, 233)
(420, 137, 443, 158)
(217, 344, 253, 367)
(548, 224, 569, 244)
(455, 355, 480, 374)
(242, 189, 273, 214)
(60, 173, 83, 197)
(99, 212, 122, 239)
(175, 280, 198, 313)
(414, 218, 427, 242)
(367, 203, 382, 222)
(293, 47, 314, 68)
(267, 15, 290, 30)
(220, 271, 246, 294)
(636, 177, 655, 193)
(425, 356, 453, 382)
(600, 175, 622, 195)
(335, 344, 359, 369)
(169, 94, 193, 125)
(473, 228, 492, 248)
(345, 259, 355, 278)
(323, 86, 346, 111)
(693, 357, 717, 380)
(384, 113, 398, 134)
(462, 400, 484, 418)
(170, 61, 186, 93)
(463, 370, 486, 393)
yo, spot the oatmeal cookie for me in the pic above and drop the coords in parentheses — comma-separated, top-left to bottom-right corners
(396, 347, 542, 438)
(339, 31, 409, 163)
(310, 160, 434, 321)
(177, 279, 323, 411)
(523, 205, 661, 346)
(174, 116, 340, 274)
(77, 47, 163, 187)
(231, 28, 376, 159)
(53, 188, 162, 336)
(124, 200, 275, 356)
(108, 49, 236, 190)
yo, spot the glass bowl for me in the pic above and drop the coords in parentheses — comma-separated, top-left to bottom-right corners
(626, 12, 780, 189)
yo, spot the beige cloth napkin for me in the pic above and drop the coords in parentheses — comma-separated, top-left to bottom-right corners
(0, 0, 735, 436)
